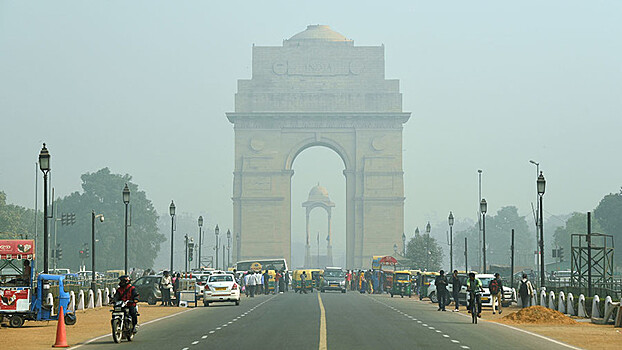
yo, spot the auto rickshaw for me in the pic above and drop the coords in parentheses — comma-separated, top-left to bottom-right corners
(418, 271, 439, 300)
(390, 270, 412, 298)
(292, 269, 322, 293)
(0, 239, 77, 327)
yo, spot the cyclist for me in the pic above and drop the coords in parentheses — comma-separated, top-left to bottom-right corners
(466, 272, 484, 318)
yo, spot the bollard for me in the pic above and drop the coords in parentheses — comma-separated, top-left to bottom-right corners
(46, 292, 55, 311)
(87, 289, 95, 309)
(68, 291, 76, 312)
(540, 289, 547, 307)
(604, 296, 614, 322)
(530, 293, 536, 307)
(95, 289, 102, 308)
(511, 288, 517, 304)
(104, 288, 110, 305)
(567, 293, 575, 316)
(77, 290, 85, 310)
(578, 294, 587, 318)
(558, 291, 565, 314)
(591, 295, 600, 318)
(548, 291, 556, 310)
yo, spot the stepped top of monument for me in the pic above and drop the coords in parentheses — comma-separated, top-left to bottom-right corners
(285, 25, 352, 45)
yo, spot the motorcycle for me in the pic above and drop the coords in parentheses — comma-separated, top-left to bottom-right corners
(110, 300, 135, 343)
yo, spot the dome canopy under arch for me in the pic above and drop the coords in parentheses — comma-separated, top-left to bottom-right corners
(286, 24, 351, 43)
(303, 183, 335, 208)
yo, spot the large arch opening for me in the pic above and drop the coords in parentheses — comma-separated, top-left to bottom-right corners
(290, 146, 346, 269)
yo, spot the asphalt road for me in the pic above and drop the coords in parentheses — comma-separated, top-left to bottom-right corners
(76, 290, 578, 350)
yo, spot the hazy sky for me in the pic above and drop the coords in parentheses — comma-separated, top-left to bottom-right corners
(2, 1, 621, 265)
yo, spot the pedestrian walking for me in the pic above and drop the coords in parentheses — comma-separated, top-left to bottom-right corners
(247, 271, 257, 297)
(518, 273, 534, 308)
(255, 271, 263, 294)
(274, 271, 281, 294)
(451, 270, 461, 312)
(160, 271, 173, 306)
(490, 273, 504, 314)
(263, 270, 271, 295)
(173, 272, 181, 306)
(300, 271, 308, 294)
(284, 271, 290, 292)
(435, 270, 449, 311)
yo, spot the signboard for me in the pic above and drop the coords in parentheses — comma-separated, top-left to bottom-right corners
(0, 287, 30, 311)
(250, 262, 262, 272)
(0, 240, 35, 260)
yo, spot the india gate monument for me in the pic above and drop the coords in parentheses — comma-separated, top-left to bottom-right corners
(227, 25, 410, 269)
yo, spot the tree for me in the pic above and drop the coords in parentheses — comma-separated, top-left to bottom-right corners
(454, 206, 533, 271)
(55, 168, 165, 271)
(0, 191, 39, 239)
(405, 230, 444, 271)
(594, 188, 622, 267)
(553, 212, 602, 260)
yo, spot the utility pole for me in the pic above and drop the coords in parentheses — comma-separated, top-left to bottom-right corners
(464, 237, 468, 272)
(511, 229, 515, 289)
(587, 212, 592, 296)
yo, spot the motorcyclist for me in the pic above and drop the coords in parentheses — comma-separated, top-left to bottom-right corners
(466, 272, 484, 318)
(113, 275, 139, 333)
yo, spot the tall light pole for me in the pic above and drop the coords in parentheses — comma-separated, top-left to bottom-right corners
(426, 222, 431, 271)
(123, 184, 130, 275)
(169, 201, 176, 273)
(236, 233, 240, 264)
(197, 216, 203, 269)
(214, 225, 220, 270)
(448, 211, 454, 273)
(226, 229, 231, 269)
(530, 160, 540, 278)
(537, 171, 546, 288)
(478, 169, 483, 272)
(480, 199, 488, 273)
(91, 211, 104, 292)
(38, 144, 51, 273)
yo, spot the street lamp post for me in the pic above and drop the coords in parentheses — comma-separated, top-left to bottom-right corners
(169, 201, 176, 273)
(537, 172, 546, 288)
(123, 184, 130, 275)
(530, 160, 540, 281)
(426, 222, 431, 271)
(393, 243, 398, 256)
(184, 234, 189, 276)
(480, 199, 488, 273)
(38, 144, 51, 273)
(214, 225, 220, 270)
(197, 216, 203, 269)
(448, 211, 455, 273)
(226, 229, 231, 269)
(91, 211, 104, 292)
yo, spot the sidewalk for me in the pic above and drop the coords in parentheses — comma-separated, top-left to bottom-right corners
(1, 303, 189, 350)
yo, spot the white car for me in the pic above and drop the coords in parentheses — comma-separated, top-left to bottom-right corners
(469, 274, 513, 307)
(203, 273, 240, 306)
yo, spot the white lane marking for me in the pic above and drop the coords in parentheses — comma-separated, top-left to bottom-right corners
(68, 307, 195, 349)
(417, 320, 422, 323)
(461, 346, 470, 349)
(192, 341, 199, 345)
(428, 326, 435, 330)
(451, 340, 460, 343)
(228, 321, 233, 324)
(435, 330, 441, 333)
(443, 335, 450, 338)
(209, 330, 215, 334)
(182, 348, 189, 350)
(216, 327, 222, 330)
(202, 335, 208, 339)
(422, 323, 428, 326)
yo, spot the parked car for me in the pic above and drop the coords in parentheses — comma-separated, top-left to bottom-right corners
(428, 273, 469, 305)
(203, 273, 240, 306)
(132, 275, 162, 305)
(194, 272, 214, 297)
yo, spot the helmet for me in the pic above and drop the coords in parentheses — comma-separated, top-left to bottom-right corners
(119, 275, 130, 287)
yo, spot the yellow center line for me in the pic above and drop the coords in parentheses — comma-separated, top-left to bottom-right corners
(318, 292, 327, 350)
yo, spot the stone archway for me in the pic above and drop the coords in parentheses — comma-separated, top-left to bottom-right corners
(227, 25, 410, 269)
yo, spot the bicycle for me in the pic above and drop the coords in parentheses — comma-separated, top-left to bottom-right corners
(468, 290, 482, 324)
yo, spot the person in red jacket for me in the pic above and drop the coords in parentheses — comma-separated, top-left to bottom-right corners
(114, 275, 140, 333)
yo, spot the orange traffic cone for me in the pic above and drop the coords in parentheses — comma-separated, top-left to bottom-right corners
(52, 306, 69, 348)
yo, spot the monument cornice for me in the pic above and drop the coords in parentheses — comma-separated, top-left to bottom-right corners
(227, 112, 410, 129)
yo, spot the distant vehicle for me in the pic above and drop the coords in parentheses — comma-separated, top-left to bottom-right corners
(203, 274, 240, 306)
(132, 275, 162, 305)
(235, 259, 288, 273)
(50, 268, 71, 275)
(320, 267, 346, 293)
(550, 270, 572, 284)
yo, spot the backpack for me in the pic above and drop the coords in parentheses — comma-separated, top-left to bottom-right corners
(489, 279, 500, 294)
(519, 280, 528, 297)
